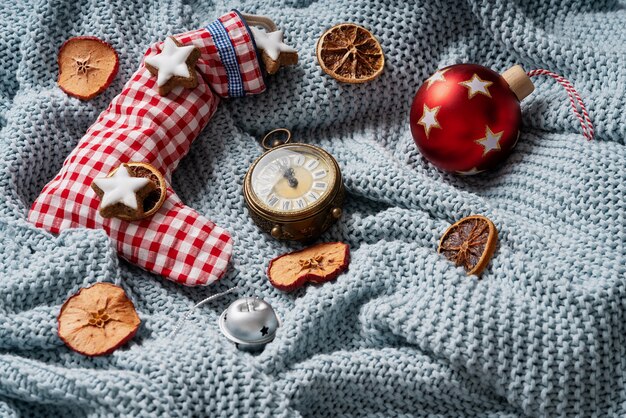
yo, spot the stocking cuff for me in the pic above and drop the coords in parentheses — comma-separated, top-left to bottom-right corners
(204, 10, 266, 98)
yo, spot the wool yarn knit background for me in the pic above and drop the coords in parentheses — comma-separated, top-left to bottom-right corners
(0, 0, 625, 416)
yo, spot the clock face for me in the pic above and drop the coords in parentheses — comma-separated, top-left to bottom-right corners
(250, 145, 335, 213)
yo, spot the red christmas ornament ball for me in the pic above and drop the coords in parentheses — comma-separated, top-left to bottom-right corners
(410, 64, 522, 174)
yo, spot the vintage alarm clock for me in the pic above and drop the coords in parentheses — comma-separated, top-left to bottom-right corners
(243, 128, 345, 241)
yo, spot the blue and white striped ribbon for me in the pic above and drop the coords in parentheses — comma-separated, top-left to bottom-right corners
(207, 19, 245, 98)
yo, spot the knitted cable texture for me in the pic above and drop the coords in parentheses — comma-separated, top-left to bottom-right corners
(0, 0, 624, 416)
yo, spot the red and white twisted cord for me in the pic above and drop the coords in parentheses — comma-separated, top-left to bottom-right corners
(527, 69, 594, 141)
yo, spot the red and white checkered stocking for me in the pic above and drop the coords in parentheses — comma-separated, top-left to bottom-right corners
(29, 11, 266, 286)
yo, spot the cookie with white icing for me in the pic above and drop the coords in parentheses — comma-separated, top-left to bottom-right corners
(144, 37, 201, 95)
(250, 27, 298, 74)
(91, 163, 163, 220)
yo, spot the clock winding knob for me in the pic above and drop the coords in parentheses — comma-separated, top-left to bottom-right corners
(331, 207, 342, 219)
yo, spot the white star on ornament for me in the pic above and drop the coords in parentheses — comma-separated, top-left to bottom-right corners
(418, 104, 442, 138)
(475, 127, 504, 156)
(144, 37, 196, 87)
(426, 68, 449, 88)
(250, 27, 297, 61)
(456, 167, 485, 175)
(92, 165, 151, 209)
(459, 74, 493, 99)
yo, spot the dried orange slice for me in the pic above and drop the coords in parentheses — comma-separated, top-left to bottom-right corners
(122, 162, 167, 219)
(316, 23, 384, 83)
(268, 242, 350, 291)
(58, 283, 141, 356)
(438, 215, 498, 276)
(92, 162, 167, 221)
(58, 36, 119, 100)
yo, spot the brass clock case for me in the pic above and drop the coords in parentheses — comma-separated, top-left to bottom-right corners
(243, 141, 345, 242)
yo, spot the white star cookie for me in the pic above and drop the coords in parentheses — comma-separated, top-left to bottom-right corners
(144, 37, 201, 95)
(249, 27, 298, 74)
(91, 164, 157, 220)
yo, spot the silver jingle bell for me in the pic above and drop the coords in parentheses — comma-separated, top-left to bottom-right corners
(219, 297, 280, 351)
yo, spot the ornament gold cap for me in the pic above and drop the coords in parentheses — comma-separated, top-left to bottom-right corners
(501, 65, 534, 101)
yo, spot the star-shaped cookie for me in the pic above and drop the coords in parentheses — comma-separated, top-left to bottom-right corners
(91, 164, 157, 220)
(249, 27, 298, 74)
(144, 37, 201, 95)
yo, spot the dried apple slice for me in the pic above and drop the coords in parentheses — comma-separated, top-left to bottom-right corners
(267, 242, 350, 291)
(57, 283, 141, 356)
(57, 36, 119, 100)
(438, 215, 498, 276)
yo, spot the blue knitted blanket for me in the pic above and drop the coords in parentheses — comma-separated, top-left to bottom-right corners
(1, 0, 625, 416)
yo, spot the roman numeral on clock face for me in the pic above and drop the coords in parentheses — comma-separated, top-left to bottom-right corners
(305, 159, 319, 170)
(313, 169, 327, 179)
(267, 194, 279, 207)
(257, 186, 272, 198)
(292, 155, 305, 166)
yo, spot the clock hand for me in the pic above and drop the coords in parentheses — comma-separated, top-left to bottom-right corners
(283, 167, 298, 188)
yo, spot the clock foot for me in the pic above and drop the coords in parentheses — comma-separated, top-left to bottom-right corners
(271, 225, 282, 239)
